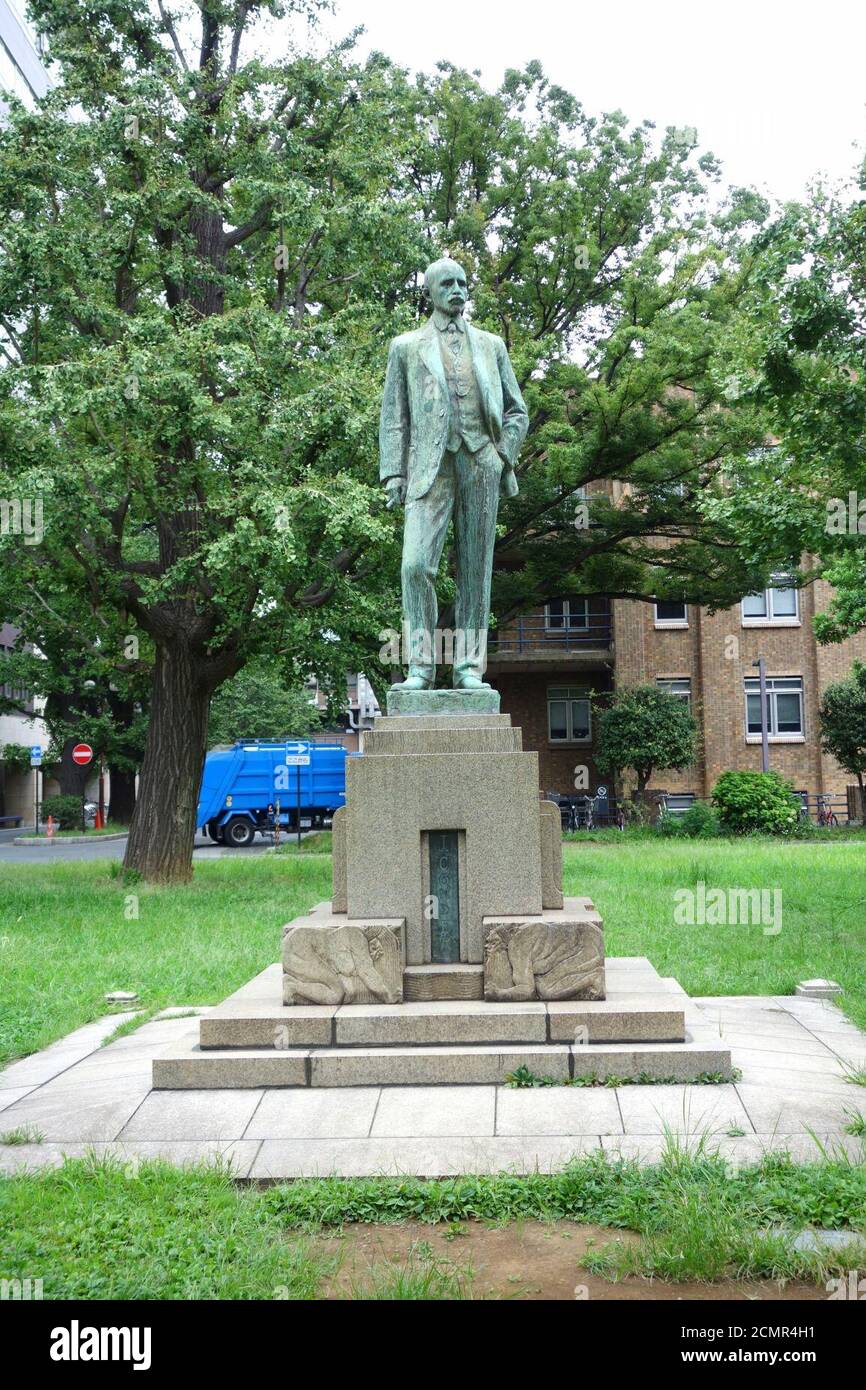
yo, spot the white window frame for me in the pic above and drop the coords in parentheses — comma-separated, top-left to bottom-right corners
(545, 599, 590, 632)
(547, 686, 592, 744)
(654, 600, 688, 629)
(744, 676, 805, 743)
(741, 576, 800, 627)
(656, 677, 692, 708)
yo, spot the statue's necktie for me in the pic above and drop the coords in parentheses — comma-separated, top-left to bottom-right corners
(446, 322, 463, 358)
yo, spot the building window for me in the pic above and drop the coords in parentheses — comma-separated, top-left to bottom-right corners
(547, 686, 591, 743)
(663, 793, 696, 816)
(545, 599, 589, 631)
(654, 600, 688, 628)
(744, 676, 804, 739)
(656, 677, 691, 707)
(741, 577, 799, 626)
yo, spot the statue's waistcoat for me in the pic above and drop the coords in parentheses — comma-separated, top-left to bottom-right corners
(438, 333, 489, 455)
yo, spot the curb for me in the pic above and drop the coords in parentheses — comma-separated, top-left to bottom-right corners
(12, 832, 129, 846)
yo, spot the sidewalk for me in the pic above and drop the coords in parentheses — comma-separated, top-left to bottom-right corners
(1, 994, 864, 1179)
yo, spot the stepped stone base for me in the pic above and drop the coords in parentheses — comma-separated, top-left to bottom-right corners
(153, 958, 732, 1089)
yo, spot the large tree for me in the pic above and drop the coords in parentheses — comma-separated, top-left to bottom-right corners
(1, 11, 786, 883)
(0, 1, 415, 880)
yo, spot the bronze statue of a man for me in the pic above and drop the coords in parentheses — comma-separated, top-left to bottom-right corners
(379, 257, 528, 691)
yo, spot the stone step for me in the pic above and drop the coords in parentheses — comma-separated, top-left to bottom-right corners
(200, 995, 686, 1049)
(154, 1033, 731, 1089)
(403, 964, 484, 1002)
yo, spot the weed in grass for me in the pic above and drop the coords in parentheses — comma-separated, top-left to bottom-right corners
(0, 1125, 44, 1146)
(349, 1250, 473, 1300)
(505, 1067, 737, 1089)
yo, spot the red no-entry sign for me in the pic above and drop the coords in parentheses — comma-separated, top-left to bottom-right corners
(72, 743, 94, 766)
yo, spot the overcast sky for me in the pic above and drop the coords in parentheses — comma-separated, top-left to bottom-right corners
(322, 0, 866, 206)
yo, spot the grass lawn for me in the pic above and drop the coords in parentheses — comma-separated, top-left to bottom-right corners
(564, 832, 866, 1031)
(0, 851, 331, 1065)
(1, 1149, 864, 1298)
(0, 833, 865, 1065)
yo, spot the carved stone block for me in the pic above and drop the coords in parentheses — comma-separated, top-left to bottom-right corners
(483, 917, 605, 1002)
(282, 918, 404, 1006)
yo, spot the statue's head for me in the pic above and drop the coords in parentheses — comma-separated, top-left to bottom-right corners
(424, 256, 468, 318)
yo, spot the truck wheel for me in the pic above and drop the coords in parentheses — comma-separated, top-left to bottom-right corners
(224, 817, 256, 848)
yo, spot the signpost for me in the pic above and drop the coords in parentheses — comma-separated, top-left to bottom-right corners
(72, 743, 94, 832)
(30, 745, 42, 835)
(284, 744, 311, 847)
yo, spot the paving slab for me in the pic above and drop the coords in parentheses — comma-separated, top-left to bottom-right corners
(733, 1062, 856, 1095)
(118, 1088, 265, 1141)
(692, 1027, 837, 1058)
(495, 1086, 622, 1137)
(0, 1140, 261, 1177)
(617, 1084, 751, 1136)
(0, 1087, 36, 1115)
(245, 1088, 380, 1140)
(735, 1082, 859, 1134)
(0, 1012, 139, 1090)
(371, 1086, 496, 1137)
(0, 1075, 151, 1142)
(249, 1135, 603, 1179)
(600, 1132, 865, 1166)
(726, 1046, 851, 1079)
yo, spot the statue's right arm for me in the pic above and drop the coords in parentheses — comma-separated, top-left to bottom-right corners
(379, 338, 409, 486)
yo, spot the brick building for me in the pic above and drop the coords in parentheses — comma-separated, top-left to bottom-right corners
(487, 575, 866, 809)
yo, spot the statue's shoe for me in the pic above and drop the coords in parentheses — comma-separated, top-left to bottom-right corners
(453, 675, 491, 691)
(391, 675, 431, 691)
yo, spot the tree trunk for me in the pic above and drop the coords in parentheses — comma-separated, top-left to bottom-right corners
(123, 643, 211, 883)
(56, 736, 90, 797)
(107, 764, 137, 825)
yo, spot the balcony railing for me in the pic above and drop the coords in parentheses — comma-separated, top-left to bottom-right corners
(489, 614, 613, 656)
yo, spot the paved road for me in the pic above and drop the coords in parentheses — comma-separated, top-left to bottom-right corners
(0, 830, 289, 865)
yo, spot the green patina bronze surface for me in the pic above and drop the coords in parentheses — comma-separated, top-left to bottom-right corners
(380, 258, 528, 696)
(386, 686, 500, 717)
(429, 830, 461, 963)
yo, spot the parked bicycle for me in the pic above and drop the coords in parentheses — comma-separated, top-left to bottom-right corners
(816, 795, 840, 828)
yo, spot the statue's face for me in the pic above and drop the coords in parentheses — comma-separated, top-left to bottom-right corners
(429, 262, 468, 317)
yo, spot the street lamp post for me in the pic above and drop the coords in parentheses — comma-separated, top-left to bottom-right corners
(752, 657, 770, 773)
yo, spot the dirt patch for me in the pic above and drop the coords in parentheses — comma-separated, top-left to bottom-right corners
(314, 1220, 826, 1301)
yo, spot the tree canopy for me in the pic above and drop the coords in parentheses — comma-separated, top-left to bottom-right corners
(0, 2, 785, 879)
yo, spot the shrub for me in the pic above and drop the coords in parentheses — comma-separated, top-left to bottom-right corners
(711, 771, 800, 835)
(40, 794, 85, 828)
(656, 800, 720, 838)
(679, 800, 721, 838)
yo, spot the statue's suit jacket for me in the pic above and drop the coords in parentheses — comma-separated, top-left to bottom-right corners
(379, 317, 529, 502)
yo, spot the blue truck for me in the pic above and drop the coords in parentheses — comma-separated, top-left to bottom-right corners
(197, 740, 350, 847)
